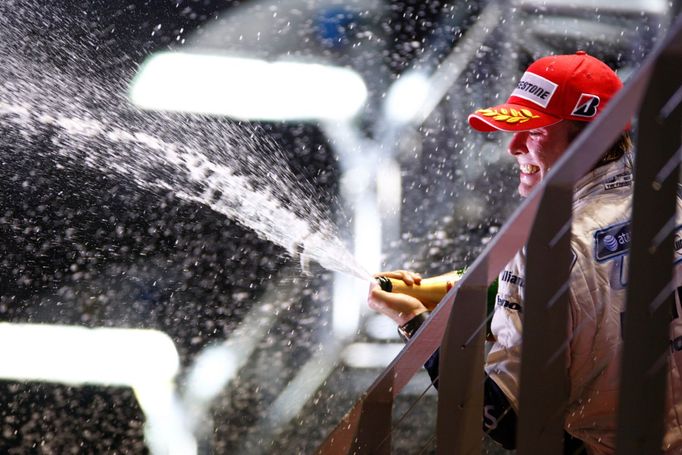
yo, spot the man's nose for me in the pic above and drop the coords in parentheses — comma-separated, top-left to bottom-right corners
(508, 131, 528, 156)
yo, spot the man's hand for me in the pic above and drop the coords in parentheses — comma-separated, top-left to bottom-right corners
(368, 271, 429, 326)
(375, 269, 422, 286)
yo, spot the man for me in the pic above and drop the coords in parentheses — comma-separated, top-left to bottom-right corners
(368, 51, 682, 453)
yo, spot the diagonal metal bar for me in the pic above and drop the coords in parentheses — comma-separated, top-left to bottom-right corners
(659, 84, 682, 120)
(616, 17, 682, 454)
(653, 145, 682, 191)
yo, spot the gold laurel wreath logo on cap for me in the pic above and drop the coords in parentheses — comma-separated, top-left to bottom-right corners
(476, 108, 540, 124)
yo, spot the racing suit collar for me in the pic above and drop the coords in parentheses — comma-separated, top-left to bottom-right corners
(574, 154, 632, 203)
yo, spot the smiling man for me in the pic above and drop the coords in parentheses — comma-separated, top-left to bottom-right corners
(467, 52, 633, 454)
(369, 52, 682, 453)
(468, 50, 624, 195)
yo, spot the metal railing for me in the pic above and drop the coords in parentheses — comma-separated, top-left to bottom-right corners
(316, 12, 682, 455)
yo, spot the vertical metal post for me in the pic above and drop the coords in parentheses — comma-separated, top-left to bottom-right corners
(350, 388, 393, 455)
(616, 41, 682, 454)
(436, 268, 488, 454)
(315, 382, 393, 455)
(516, 186, 573, 455)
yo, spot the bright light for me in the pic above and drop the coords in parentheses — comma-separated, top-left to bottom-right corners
(185, 344, 238, 402)
(0, 324, 192, 454)
(383, 71, 430, 124)
(341, 342, 405, 369)
(129, 52, 368, 121)
(0, 323, 179, 386)
(332, 271, 363, 338)
(332, 193, 382, 338)
(376, 158, 402, 217)
(364, 314, 400, 340)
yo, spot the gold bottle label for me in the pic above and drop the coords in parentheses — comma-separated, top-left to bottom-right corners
(377, 272, 462, 309)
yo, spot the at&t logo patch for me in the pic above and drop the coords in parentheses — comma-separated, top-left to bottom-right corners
(594, 221, 630, 262)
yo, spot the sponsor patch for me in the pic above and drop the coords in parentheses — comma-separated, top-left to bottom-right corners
(510, 71, 557, 108)
(604, 172, 632, 190)
(571, 93, 600, 118)
(500, 270, 525, 288)
(496, 295, 522, 312)
(594, 221, 630, 262)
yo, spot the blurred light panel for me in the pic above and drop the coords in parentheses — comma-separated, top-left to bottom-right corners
(331, 195, 382, 338)
(341, 342, 405, 369)
(0, 323, 191, 454)
(383, 71, 430, 124)
(519, 0, 667, 13)
(185, 344, 239, 402)
(364, 313, 401, 340)
(129, 52, 368, 121)
(332, 271, 363, 338)
(0, 323, 179, 386)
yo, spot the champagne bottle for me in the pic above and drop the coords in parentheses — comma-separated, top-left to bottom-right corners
(376, 270, 464, 309)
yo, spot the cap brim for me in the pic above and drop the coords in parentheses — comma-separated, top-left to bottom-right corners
(467, 103, 561, 132)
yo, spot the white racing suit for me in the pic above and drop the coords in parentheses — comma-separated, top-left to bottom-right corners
(485, 155, 682, 454)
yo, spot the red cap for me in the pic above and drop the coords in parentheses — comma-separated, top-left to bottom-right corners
(468, 51, 623, 132)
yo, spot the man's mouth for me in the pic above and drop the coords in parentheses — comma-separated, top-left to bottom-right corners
(520, 164, 540, 175)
